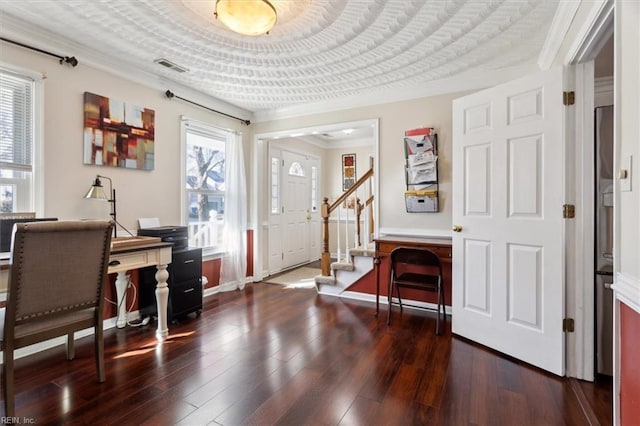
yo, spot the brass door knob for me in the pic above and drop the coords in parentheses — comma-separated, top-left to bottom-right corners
(452, 224, 463, 232)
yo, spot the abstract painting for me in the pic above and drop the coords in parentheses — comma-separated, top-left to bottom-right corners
(83, 92, 155, 170)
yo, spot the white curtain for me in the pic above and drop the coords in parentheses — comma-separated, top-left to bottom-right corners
(220, 131, 247, 290)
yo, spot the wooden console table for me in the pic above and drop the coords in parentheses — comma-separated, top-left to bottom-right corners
(374, 235, 452, 315)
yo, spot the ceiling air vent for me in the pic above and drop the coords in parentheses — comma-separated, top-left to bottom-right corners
(154, 58, 189, 73)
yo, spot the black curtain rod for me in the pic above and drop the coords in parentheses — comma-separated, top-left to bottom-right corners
(165, 90, 250, 126)
(1, 37, 78, 67)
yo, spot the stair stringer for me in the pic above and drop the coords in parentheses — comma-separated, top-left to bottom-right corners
(315, 252, 374, 295)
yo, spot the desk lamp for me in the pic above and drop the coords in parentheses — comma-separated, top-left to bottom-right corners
(84, 175, 118, 237)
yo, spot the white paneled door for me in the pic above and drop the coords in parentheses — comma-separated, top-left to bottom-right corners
(452, 67, 566, 375)
(282, 151, 310, 269)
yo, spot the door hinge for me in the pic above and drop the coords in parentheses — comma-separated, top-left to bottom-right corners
(563, 204, 575, 219)
(563, 318, 575, 333)
(563, 91, 575, 106)
(282, 206, 284, 213)
(282, 252, 284, 260)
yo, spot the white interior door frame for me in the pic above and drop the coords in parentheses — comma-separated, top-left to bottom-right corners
(567, 61, 596, 381)
(560, 1, 614, 381)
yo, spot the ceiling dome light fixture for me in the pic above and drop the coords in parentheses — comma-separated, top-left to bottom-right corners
(215, 0, 277, 36)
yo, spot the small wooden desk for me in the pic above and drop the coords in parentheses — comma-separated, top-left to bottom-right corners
(374, 235, 452, 315)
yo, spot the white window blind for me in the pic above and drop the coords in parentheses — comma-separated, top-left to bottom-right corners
(0, 69, 35, 214)
(0, 70, 33, 172)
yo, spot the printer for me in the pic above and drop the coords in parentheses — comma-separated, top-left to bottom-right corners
(138, 226, 188, 250)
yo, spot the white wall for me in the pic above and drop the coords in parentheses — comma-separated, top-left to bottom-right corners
(252, 91, 471, 237)
(614, 1, 640, 281)
(324, 144, 374, 202)
(1, 43, 250, 233)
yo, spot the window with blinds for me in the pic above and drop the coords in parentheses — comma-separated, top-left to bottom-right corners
(0, 70, 35, 213)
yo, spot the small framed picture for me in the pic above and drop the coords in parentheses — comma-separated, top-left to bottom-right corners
(342, 153, 356, 191)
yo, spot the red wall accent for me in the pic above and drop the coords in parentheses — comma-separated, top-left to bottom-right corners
(246, 229, 254, 277)
(202, 257, 221, 289)
(620, 302, 640, 425)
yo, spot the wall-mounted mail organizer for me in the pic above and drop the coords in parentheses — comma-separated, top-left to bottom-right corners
(404, 127, 438, 213)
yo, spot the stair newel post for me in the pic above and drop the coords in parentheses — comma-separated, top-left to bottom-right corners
(321, 197, 331, 276)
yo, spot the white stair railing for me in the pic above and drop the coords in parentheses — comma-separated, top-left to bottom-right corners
(321, 158, 374, 276)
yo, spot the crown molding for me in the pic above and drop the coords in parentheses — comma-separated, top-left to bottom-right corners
(0, 13, 253, 123)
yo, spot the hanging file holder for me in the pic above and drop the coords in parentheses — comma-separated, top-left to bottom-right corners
(403, 127, 439, 212)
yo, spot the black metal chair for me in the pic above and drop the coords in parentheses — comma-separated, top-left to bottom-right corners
(387, 247, 446, 334)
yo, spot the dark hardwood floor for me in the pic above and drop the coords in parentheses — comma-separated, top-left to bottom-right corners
(3, 283, 612, 425)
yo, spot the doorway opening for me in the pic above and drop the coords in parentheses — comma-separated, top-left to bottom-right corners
(592, 35, 614, 400)
(253, 119, 379, 282)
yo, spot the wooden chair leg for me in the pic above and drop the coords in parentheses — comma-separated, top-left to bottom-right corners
(66, 333, 75, 360)
(3, 347, 15, 417)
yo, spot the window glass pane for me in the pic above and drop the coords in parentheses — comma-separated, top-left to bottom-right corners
(183, 123, 228, 252)
(288, 161, 304, 177)
(271, 157, 279, 214)
(186, 133, 225, 191)
(188, 192, 225, 220)
(187, 191, 224, 248)
(0, 184, 15, 213)
(311, 166, 318, 212)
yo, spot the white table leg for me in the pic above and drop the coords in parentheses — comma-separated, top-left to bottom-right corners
(155, 264, 170, 340)
(114, 271, 129, 328)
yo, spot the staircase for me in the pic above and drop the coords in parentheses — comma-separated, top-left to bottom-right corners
(315, 159, 375, 294)
(315, 248, 376, 294)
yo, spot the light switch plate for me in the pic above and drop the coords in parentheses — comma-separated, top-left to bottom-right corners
(620, 155, 632, 192)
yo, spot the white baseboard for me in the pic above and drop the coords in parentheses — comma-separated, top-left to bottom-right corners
(337, 290, 452, 315)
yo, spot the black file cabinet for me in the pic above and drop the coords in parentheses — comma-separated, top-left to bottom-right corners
(138, 247, 203, 323)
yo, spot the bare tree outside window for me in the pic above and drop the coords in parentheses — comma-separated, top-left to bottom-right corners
(185, 129, 226, 250)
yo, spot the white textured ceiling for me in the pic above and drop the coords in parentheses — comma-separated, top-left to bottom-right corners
(0, 0, 561, 117)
